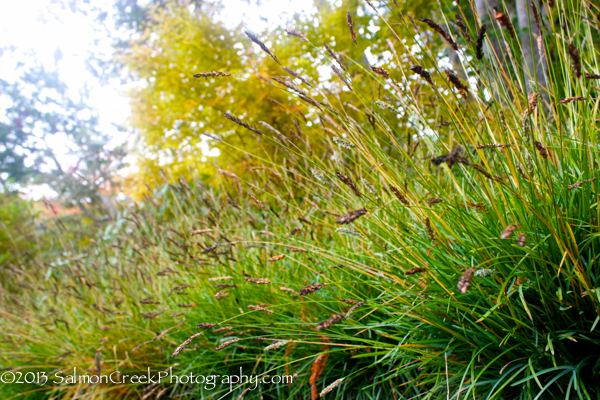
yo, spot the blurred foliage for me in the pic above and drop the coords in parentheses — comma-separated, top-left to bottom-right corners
(0, 65, 126, 220)
(119, 0, 438, 196)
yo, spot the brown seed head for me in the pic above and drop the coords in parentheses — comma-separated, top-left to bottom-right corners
(568, 43, 581, 78)
(476, 25, 486, 60)
(222, 112, 263, 135)
(371, 66, 390, 79)
(215, 338, 241, 351)
(335, 208, 368, 225)
(346, 12, 357, 44)
(410, 65, 433, 85)
(389, 185, 410, 205)
(285, 28, 308, 42)
(193, 71, 231, 78)
(457, 267, 476, 294)
(405, 267, 427, 275)
(517, 234, 526, 247)
(172, 333, 202, 358)
(335, 172, 362, 197)
(245, 30, 280, 65)
(316, 313, 346, 331)
(493, 7, 516, 38)
(455, 14, 471, 43)
(245, 278, 271, 284)
(500, 224, 517, 239)
(534, 141, 548, 159)
(419, 18, 458, 50)
(299, 282, 327, 296)
(197, 322, 216, 330)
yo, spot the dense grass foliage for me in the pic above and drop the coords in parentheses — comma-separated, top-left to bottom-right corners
(2, 0, 600, 398)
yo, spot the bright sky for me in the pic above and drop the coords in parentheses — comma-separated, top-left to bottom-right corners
(0, 0, 315, 198)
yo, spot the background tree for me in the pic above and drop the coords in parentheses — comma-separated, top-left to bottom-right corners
(0, 64, 126, 220)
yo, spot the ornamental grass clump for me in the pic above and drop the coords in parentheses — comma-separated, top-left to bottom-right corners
(2, 0, 600, 399)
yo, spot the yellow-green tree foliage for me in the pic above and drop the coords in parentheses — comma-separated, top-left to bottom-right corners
(121, 0, 442, 196)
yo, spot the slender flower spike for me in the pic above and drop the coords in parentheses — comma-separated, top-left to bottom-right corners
(389, 185, 410, 205)
(347, 12, 357, 44)
(172, 333, 202, 358)
(336, 208, 368, 224)
(193, 71, 231, 78)
(559, 97, 587, 104)
(500, 224, 517, 239)
(457, 267, 476, 294)
(285, 28, 308, 42)
(445, 70, 469, 94)
(568, 177, 597, 190)
(245, 30, 280, 65)
(410, 65, 433, 85)
(476, 25, 486, 60)
(568, 43, 581, 78)
(455, 14, 471, 43)
(320, 378, 345, 397)
(405, 267, 427, 275)
(299, 282, 328, 296)
(222, 112, 263, 135)
(419, 18, 458, 50)
(215, 338, 241, 351)
(534, 141, 548, 159)
(316, 313, 346, 331)
(335, 172, 362, 197)
(371, 66, 390, 79)
(493, 7, 516, 38)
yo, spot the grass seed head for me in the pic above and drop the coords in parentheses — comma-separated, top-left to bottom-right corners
(222, 112, 263, 135)
(493, 7, 516, 38)
(299, 282, 328, 296)
(193, 71, 231, 78)
(444, 70, 469, 93)
(534, 141, 548, 159)
(172, 333, 202, 358)
(316, 313, 346, 331)
(284, 28, 308, 42)
(457, 267, 476, 294)
(335, 172, 362, 197)
(410, 65, 433, 85)
(455, 14, 471, 43)
(208, 276, 233, 282)
(320, 378, 345, 397)
(268, 254, 286, 262)
(419, 18, 458, 50)
(568, 177, 596, 190)
(389, 185, 410, 205)
(247, 305, 274, 314)
(346, 12, 357, 44)
(559, 96, 587, 104)
(568, 43, 581, 78)
(245, 30, 280, 64)
(371, 66, 390, 79)
(335, 208, 368, 224)
(214, 290, 230, 300)
(500, 224, 517, 239)
(264, 340, 291, 351)
(517, 234, 526, 247)
(405, 267, 427, 275)
(476, 25, 486, 60)
(245, 277, 271, 284)
(215, 338, 241, 351)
